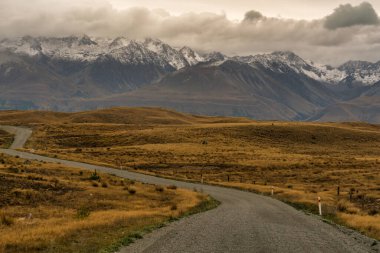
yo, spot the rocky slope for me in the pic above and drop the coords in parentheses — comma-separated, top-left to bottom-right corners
(0, 36, 379, 122)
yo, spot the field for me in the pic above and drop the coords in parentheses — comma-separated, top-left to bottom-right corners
(0, 107, 379, 240)
(0, 152, 212, 253)
(0, 130, 13, 148)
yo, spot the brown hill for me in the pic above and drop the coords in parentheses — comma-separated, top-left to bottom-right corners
(0, 107, 252, 126)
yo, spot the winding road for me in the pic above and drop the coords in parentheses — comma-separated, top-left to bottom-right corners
(0, 126, 378, 253)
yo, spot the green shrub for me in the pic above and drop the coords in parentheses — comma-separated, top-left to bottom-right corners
(89, 170, 100, 180)
(76, 207, 91, 219)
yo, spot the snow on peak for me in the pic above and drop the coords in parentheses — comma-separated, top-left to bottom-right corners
(109, 37, 130, 49)
(338, 60, 380, 86)
(179, 46, 204, 66)
(143, 38, 189, 69)
(78, 35, 97, 46)
(236, 51, 346, 84)
(1, 36, 380, 85)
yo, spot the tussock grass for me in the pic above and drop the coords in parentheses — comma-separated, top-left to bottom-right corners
(0, 108, 379, 239)
(0, 130, 13, 149)
(0, 154, 207, 253)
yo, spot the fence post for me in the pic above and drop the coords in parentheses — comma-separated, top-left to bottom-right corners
(318, 196, 322, 216)
(337, 186, 340, 196)
(271, 186, 274, 196)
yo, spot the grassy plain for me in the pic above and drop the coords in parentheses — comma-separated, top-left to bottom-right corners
(0, 107, 379, 239)
(0, 130, 13, 148)
(0, 152, 210, 253)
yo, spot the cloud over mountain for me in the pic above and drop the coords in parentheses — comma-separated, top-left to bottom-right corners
(324, 2, 379, 29)
(0, 1, 380, 65)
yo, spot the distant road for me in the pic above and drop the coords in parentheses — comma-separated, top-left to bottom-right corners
(0, 126, 378, 253)
(0, 125, 32, 149)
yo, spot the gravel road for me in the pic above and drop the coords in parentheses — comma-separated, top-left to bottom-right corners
(0, 126, 378, 253)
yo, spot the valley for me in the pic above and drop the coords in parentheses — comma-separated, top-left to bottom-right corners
(1, 107, 379, 240)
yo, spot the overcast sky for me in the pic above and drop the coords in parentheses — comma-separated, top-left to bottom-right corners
(1, 0, 380, 65)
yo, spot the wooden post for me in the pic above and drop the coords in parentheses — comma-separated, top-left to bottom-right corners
(227, 175, 230, 182)
(337, 186, 340, 196)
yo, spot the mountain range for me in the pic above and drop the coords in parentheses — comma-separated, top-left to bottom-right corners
(0, 35, 379, 123)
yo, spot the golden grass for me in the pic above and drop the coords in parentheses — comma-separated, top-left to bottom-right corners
(0, 107, 379, 240)
(0, 130, 13, 148)
(0, 153, 206, 253)
(338, 213, 380, 240)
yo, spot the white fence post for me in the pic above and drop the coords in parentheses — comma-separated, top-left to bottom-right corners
(318, 196, 322, 216)
(271, 186, 274, 196)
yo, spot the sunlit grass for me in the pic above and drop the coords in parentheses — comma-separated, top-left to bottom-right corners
(1, 108, 379, 240)
(0, 154, 206, 253)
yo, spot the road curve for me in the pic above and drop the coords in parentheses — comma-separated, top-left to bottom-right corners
(0, 126, 378, 253)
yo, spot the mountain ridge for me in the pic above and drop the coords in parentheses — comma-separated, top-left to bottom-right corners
(0, 35, 379, 123)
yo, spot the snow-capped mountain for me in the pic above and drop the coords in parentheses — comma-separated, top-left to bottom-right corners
(339, 61, 380, 86)
(179, 47, 204, 66)
(234, 51, 346, 85)
(143, 38, 190, 69)
(1, 35, 380, 86)
(0, 35, 200, 70)
(0, 35, 379, 122)
(235, 51, 380, 86)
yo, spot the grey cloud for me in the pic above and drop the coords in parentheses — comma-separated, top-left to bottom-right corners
(243, 10, 264, 22)
(324, 2, 379, 30)
(1, 1, 380, 65)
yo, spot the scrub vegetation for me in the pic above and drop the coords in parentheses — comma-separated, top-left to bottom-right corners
(0, 152, 210, 253)
(0, 107, 379, 240)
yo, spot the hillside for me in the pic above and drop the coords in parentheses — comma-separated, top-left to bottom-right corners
(0, 36, 379, 122)
(0, 107, 251, 126)
(82, 60, 338, 120)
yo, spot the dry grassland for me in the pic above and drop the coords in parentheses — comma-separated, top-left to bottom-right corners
(0, 152, 209, 253)
(0, 130, 13, 148)
(0, 107, 379, 239)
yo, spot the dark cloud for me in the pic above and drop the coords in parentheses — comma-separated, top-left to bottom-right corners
(243, 10, 263, 22)
(324, 2, 379, 30)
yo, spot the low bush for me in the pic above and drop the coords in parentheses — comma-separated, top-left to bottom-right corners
(128, 188, 136, 195)
(155, 186, 164, 192)
(0, 213, 14, 226)
(76, 207, 91, 219)
(337, 202, 348, 212)
(368, 209, 378, 216)
(167, 185, 177, 190)
(89, 170, 100, 180)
